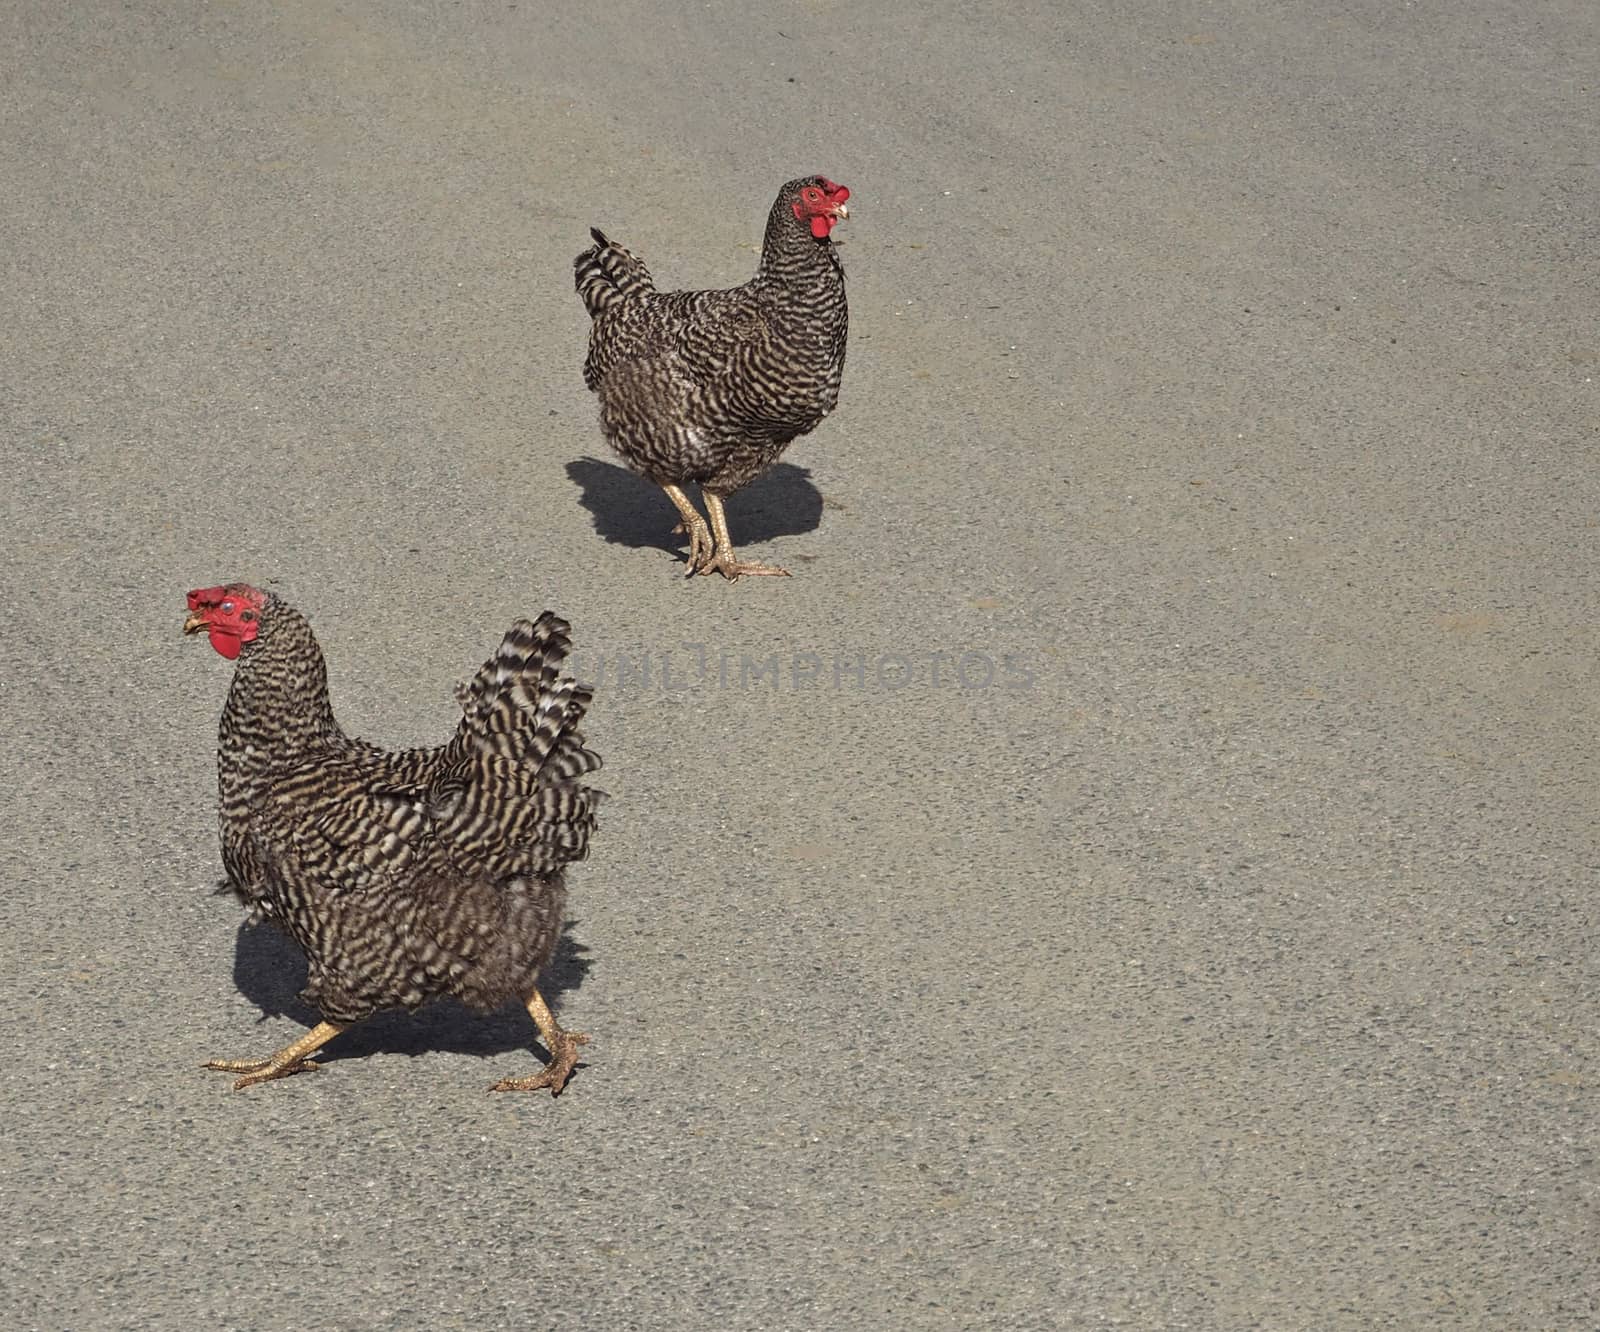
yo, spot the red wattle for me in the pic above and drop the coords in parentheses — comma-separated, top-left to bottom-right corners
(810, 216, 832, 239)
(209, 627, 242, 660)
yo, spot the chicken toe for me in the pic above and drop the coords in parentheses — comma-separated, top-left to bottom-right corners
(203, 1020, 345, 1091)
(699, 552, 791, 581)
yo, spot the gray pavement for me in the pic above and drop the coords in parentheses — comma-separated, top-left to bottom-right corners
(3, 1, 1596, 1327)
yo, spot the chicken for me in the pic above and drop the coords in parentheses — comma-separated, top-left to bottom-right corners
(183, 583, 603, 1096)
(575, 174, 851, 580)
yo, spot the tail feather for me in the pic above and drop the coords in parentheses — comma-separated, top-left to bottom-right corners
(442, 613, 605, 878)
(574, 226, 655, 318)
(454, 614, 602, 782)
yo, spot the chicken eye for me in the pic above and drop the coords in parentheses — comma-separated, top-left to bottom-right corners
(221, 601, 234, 612)
(805, 189, 820, 201)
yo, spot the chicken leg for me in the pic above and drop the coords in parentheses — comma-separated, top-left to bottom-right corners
(661, 483, 714, 576)
(204, 1020, 346, 1091)
(699, 491, 790, 580)
(489, 988, 588, 1096)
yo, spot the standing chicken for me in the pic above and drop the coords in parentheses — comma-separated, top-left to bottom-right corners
(575, 174, 851, 580)
(183, 583, 603, 1095)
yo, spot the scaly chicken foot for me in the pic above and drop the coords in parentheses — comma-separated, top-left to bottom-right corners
(700, 492, 790, 580)
(489, 988, 589, 1096)
(204, 1020, 346, 1091)
(660, 483, 715, 576)
(667, 519, 712, 572)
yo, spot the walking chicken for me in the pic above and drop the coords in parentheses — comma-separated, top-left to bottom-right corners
(575, 174, 851, 579)
(183, 583, 603, 1095)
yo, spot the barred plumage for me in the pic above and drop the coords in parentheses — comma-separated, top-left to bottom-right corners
(574, 175, 852, 580)
(186, 584, 603, 1094)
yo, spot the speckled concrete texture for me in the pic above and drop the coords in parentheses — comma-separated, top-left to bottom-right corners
(3, 1, 1595, 1327)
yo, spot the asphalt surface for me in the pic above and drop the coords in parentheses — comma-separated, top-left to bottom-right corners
(4, 1, 1596, 1327)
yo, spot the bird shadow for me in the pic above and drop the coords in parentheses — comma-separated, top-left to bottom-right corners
(565, 456, 824, 553)
(226, 911, 593, 1064)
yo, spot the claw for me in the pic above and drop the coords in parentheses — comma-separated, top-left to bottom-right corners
(488, 1030, 590, 1096)
(700, 553, 791, 581)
